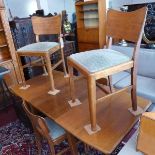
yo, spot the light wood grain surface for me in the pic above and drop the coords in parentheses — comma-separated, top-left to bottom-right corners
(11, 71, 151, 154)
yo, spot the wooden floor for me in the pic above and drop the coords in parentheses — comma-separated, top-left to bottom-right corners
(11, 71, 151, 154)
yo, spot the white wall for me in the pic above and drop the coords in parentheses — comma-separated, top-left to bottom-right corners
(46, 0, 75, 22)
(4, 0, 75, 22)
(109, 0, 132, 10)
(40, 0, 49, 15)
(64, 0, 75, 22)
(4, 0, 155, 21)
(110, 0, 155, 10)
(128, 0, 155, 5)
(4, 0, 38, 20)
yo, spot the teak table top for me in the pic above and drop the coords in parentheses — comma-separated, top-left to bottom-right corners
(11, 71, 151, 154)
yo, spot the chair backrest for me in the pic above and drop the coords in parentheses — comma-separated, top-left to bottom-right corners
(22, 101, 50, 139)
(31, 15, 62, 36)
(106, 7, 147, 43)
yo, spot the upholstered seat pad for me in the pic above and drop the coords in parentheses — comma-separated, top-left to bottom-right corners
(17, 42, 59, 52)
(69, 49, 131, 73)
(45, 117, 65, 140)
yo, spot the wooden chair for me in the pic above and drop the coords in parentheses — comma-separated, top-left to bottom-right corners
(67, 7, 147, 134)
(17, 15, 68, 95)
(137, 112, 155, 155)
(22, 101, 77, 155)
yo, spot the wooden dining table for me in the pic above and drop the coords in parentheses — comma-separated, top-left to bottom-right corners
(11, 71, 151, 155)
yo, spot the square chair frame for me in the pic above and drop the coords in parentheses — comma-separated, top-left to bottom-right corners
(67, 7, 148, 133)
(17, 15, 68, 95)
(22, 101, 77, 155)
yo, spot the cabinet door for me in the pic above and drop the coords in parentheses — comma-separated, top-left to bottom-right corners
(0, 60, 18, 87)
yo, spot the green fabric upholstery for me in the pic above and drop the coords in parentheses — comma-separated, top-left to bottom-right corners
(45, 117, 65, 140)
(69, 49, 131, 73)
(17, 42, 59, 52)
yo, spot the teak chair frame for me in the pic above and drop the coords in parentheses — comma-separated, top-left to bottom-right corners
(22, 101, 77, 155)
(17, 15, 67, 95)
(67, 7, 147, 133)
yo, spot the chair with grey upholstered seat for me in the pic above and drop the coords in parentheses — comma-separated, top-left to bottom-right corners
(17, 15, 68, 95)
(22, 101, 76, 155)
(67, 7, 147, 134)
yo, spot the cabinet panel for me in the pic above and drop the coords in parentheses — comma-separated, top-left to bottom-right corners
(78, 42, 99, 52)
(0, 32, 7, 45)
(77, 28, 99, 43)
(76, 0, 106, 51)
(0, 46, 11, 62)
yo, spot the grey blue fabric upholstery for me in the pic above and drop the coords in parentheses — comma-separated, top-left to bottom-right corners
(45, 117, 65, 140)
(17, 42, 59, 52)
(112, 71, 130, 85)
(111, 45, 155, 78)
(111, 45, 155, 104)
(113, 74, 155, 103)
(70, 49, 131, 73)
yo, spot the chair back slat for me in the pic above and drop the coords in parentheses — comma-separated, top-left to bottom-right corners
(106, 7, 147, 43)
(22, 101, 50, 137)
(31, 15, 61, 35)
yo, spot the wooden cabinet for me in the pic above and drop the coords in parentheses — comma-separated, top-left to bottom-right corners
(0, 0, 21, 86)
(75, 0, 106, 52)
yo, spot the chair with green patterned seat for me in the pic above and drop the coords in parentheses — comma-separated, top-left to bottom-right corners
(67, 7, 147, 134)
(22, 101, 76, 155)
(17, 15, 68, 95)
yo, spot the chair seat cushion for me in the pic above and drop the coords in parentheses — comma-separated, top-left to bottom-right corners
(69, 49, 131, 73)
(114, 75, 155, 103)
(17, 42, 59, 52)
(45, 117, 65, 140)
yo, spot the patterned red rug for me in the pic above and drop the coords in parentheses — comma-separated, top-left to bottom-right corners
(0, 119, 138, 155)
(0, 105, 138, 155)
(0, 120, 72, 155)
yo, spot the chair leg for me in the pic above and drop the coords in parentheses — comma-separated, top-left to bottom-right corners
(68, 65, 76, 102)
(41, 56, 48, 76)
(48, 140, 56, 155)
(84, 144, 89, 154)
(108, 76, 114, 93)
(45, 53, 60, 95)
(68, 65, 81, 107)
(131, 68, 137, 111)
(61, 48, 68, 77)
(34, 131, 42, 155)
(67, 132, 78, 155)
(17, 54, 30, 89)
(87, 75, 97, 131)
